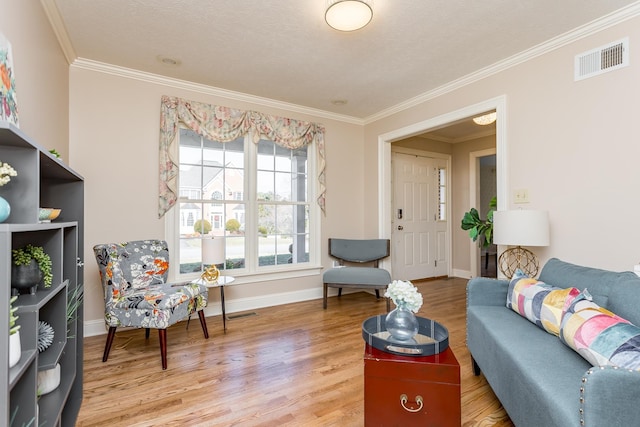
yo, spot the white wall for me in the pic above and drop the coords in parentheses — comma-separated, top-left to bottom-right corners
(0, 0, 69, 155)
(365, 14, 640, 274)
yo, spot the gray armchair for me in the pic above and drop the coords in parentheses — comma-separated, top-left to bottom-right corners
(93, 239, 209, 369)
(323, 238, 391, 311)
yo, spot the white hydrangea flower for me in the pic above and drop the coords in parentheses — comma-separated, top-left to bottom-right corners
(0, 161, 17, 186)
(384, 280, 423, 313)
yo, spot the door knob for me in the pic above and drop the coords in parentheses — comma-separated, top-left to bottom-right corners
(397, 225, 403, 230)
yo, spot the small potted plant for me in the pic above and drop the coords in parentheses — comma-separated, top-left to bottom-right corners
(9, 295, 21, 368)
(11, 244, 53, 294)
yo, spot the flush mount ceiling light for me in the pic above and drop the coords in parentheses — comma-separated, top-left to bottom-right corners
(325, 0, 373, 32)
(472, 112, 497, 126)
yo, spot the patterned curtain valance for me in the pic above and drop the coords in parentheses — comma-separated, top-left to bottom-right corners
(158, 95, 326, 218)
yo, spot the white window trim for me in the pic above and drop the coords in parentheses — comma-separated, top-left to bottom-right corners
(165, 132, 322, 283)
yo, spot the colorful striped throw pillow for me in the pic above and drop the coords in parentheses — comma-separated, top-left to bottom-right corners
(560, 289, 640, 370)
(507, 270, 581, 336)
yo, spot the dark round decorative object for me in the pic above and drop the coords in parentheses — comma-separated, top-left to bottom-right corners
(362, 315, 449, 357)
(11, 259, 43, 295)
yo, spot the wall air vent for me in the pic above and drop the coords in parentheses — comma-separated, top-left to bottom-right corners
(575, 37, 629, 81)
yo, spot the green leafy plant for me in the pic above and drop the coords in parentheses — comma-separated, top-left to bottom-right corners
(67, 284, 84, 338)
(461, 196, 497, 248)
(12, 244, 53, 288)
(225, 218, 241, 233)
(193, 219, 212, 235)
(9, 295, 20, 335)
(10, 407, 35, 427)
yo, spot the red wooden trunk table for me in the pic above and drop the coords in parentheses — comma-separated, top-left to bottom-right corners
(364, 344, 461, 426)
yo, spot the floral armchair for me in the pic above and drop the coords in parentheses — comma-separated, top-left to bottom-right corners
(93, 239, 209, 369)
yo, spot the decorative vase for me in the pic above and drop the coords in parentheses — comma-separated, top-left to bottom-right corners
(9, 330, 21, 368)
(11, 259, 43, 295)
(0, 195, 9, 223)
(385, 304, 419, 341)
(38, 363, 61, 395)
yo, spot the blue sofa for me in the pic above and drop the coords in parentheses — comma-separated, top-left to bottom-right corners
(467, 258, 640, 427)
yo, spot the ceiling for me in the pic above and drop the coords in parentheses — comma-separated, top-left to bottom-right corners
(46, 0, 638, 120)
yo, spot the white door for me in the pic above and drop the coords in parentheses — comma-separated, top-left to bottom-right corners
(392, 153, 449, 280)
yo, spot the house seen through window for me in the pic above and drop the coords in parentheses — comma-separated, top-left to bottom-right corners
(176, 128, 312, 275)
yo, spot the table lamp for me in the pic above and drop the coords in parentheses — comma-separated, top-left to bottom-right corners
(201, 237, 224, 283)
(493, 210, 549, 278)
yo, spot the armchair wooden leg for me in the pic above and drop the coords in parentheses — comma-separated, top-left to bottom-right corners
(375, 289, 380, 299)
(323, 283, 328, 309)
(198, 310, 209, 339)
(103, 326, 117, 362)
(386, 297, 391, 313)
(159, 329, 167, 370)
(145, 328, 150, 339)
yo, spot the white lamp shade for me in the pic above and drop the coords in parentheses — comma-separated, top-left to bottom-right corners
(325, 0, 373, 31)
(493, 210, 550, 247)
(202, 238, 225, 265)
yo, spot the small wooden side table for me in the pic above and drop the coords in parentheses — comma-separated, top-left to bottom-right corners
(363, 344, 461, 426)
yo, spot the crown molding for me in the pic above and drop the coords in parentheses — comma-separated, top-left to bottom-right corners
(70, 58, 365, 125)
(364, 1, 640, 124)
(40, 0, 77, 64)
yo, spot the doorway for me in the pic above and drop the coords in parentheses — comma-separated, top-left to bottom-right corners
(391, 151, 449, 280)
(378, 96, 506, 279)
(473, 152, 497, 278)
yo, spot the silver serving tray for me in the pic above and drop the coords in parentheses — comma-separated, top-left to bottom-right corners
(362, 314, 449, 356)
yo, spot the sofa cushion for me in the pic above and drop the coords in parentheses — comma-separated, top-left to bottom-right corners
(507, 270, 580, 336)
(560, 290, 640, 370)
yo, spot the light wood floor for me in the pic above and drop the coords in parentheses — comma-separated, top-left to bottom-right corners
(76, 277, 514, 426)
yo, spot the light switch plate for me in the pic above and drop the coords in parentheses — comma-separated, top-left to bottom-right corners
(514, 189, 529, 204)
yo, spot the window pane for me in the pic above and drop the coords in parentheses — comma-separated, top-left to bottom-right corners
(225, 202, 245, 234)
(203, 140, 224, 164)
(180, 129, 202, 162)
(438, 167, 446, 221)
(292, 173, 307, 202)
(258, 236, 277, 266)
(179, 237, 202, 274)
(258, 204, 275, 235)
(180, 202, 202, 236)
(226, 149, 244, 168)
(275, 153, 291, 172)
(225, 236, 245, 270)
(276, 205, 293, 234)
(224, 169, 244, 200)
(275, 172, 292, 201)
(257, 171, 274, 200)
(288, 234, 309, 264)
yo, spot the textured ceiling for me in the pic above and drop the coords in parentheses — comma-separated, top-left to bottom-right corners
(48, 0, 638, 119)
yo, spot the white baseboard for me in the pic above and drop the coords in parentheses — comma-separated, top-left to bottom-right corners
(83, 286, 350, 337)
(452, 269, 472, 279)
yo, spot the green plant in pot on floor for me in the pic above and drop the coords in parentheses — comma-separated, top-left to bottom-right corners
(461, 196, 497, 248)
(12, 244, 52, 295)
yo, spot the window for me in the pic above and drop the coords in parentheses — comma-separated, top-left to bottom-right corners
(437, 166, 446, 221)
(174, 128, 314, 277)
